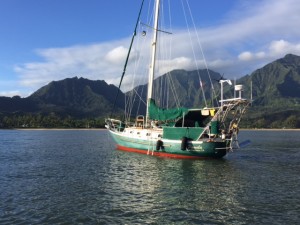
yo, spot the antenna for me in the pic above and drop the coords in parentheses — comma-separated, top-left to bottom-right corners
(251, 79, 253, 103)
(220, 79, 232, 107)
(234, 78, 236, 99)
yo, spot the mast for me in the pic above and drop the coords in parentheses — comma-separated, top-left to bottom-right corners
(146, 0, 160, 125)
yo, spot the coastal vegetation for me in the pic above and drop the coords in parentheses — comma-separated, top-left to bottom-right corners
(0, 113, 106, 129)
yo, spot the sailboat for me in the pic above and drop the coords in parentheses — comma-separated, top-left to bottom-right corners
(105, 0, 251, 159)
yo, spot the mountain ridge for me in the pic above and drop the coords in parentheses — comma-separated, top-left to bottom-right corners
(1, 54, 300, 128)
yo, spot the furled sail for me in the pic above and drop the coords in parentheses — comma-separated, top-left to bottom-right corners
(148, 99, 188, 121)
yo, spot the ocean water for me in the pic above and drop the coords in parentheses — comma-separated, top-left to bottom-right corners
(0, 129, 299, 224)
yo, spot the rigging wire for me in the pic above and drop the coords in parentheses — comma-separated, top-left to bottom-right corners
(158, 0, 181, 108)
(125, 0, 154, 121)
(125, 22, 148, 122)
(181, 0, 207, 108)
(184, 0, 219, 107)
(110, 0, 145, 118)
(163, 0, 182, 108)
(112, 0, 221, 121)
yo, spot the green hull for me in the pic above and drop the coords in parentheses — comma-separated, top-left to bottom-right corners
(109, 130, 227, 159)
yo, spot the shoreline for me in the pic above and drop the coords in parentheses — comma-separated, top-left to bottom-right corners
(241, 128, 300, 131)
(1, 128, 106, 131)
(0, 128, 299, 131)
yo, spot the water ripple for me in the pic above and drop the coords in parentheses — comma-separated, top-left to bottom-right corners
(0, 130, 299, 224)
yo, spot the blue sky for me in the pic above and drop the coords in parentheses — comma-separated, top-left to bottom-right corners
(1, 0, 300, 97)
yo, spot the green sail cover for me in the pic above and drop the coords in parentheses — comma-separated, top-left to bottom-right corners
(149, 99, 188, 121)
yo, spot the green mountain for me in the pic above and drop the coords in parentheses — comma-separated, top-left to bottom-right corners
(0, 77, 126, 128)
(1, 54, 300, 128)
(0, 95, 37, 113)
(239, 54, 300, 106)
(237, 54, 300, 128)
(127, 69, 222, 110)
(28, 77, 125, 118)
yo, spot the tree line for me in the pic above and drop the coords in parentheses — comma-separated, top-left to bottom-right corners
(1, 112, 299, 129)
(0, 113, 106, 129)
(241, 115, 300, 129)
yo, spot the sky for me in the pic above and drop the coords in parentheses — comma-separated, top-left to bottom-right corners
(1, 0, 300, 97)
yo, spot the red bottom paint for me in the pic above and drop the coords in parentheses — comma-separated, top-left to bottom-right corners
(116, 145, 209, 159)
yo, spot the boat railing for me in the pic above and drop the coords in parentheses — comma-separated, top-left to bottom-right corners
(220, 97, 248, 104)
(106, 118, 125, 132)
(135, 115, 145, 129)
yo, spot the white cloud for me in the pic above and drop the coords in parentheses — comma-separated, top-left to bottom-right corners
(13, 0, 300, 95)
(269, 40, 300, 57)
(105, 46, 128, 64)
(238, 52, 253, 61)
(15, 41, 128, 89)
(256, 52, 266, 59)
(237, 39, 300, 64)
(158, 57, 193, 75)
(0, 90, 22, 97)
(238, 51, 266, 61)
(0, 80, 27, 97)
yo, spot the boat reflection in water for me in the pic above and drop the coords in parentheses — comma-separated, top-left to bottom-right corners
(102, 152, 247, 223)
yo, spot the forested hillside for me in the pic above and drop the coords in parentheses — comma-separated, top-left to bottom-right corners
(1, 54, 300, 128)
